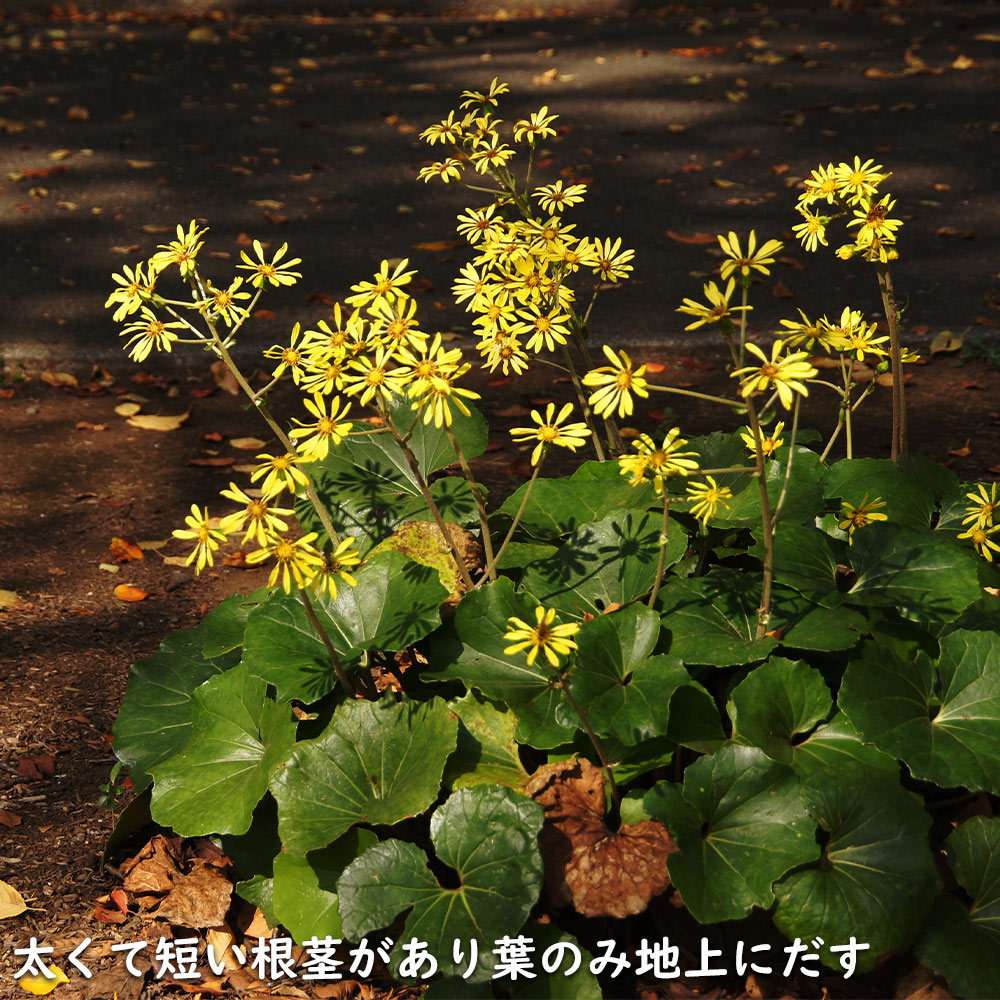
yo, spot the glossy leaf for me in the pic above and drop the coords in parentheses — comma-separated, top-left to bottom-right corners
(444, 691, 530, 792)
(824, 457, 935, 530)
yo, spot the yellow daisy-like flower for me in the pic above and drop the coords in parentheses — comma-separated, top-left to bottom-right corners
(342, 346, 409, 406)
(245, 531, 324, 594)
(106, 262, 154, 322)
(420, 110, 464, 146)
(618, 429, 700, 494)
(834, 156, 887, 204)
(417, 158, 464, 184)
(519, 305, 573, 354)
(717, 230, 784, 282)
(149, 220, 206, 278)
(236, 239, 302, 289)
(740, 421, 785, 457)
(963, 482, 999, 528)
(778, 309, 830, 352)
(456, 204, 503, 245)
(345, 259, 417, 311)
(792, 206, 829, 253)
(676, 278, 750, 331)
(533, 180, 588, 215)
(481, 334, 531, 376)
(799, 162, 842, 207)
(846, 194, 903, 252)
(172, 504, 228, 573)
(263, 322, 308, 384)
(732, 340, 818, 410)
(591, 237, 635, 282)
(197, 277, 251, 328)
(410, 370, 481, 429)
(368, 296, 427, 353)
(821, 307, 888, 361)
(513, 106, 558, 143)
(459, 77, 510, 110)
(838, 493, 888, 543)
(289, 394, 354, 462)
(509, 402, 592, 466)
(311, 537, 363, 601)
(250, 452, 311, 498)
(958, 522, 1000, 561)
(685, 476, 733, 524)
(219, 484, 294, 548)
(504, 606, 580, 668)
(470, 138, 516, 174)
(120, 307, 184, 363)
(582, 344, 650, 419)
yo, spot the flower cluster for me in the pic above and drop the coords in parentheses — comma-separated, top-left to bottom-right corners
(958, 483, 1000, 561)
(794, 157, 903, 263)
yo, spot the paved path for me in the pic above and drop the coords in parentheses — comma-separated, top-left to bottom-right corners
(2, 1, 999, 369)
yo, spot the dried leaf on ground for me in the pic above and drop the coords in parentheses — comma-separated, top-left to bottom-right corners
(210, 361, 240, 396)
(127, 411, 190, 432)
(114, 584, 148, 602)
(110, 537, 145, 562)
(120, 834, 183, 905)
(114, 402, 142, 417)
(39, 371, 78, 387)
(0, 879, 28, 919)
(153, 859, 234, 928)
(666, 230, 716, 244)
(229, 437, 266, 450)
(18, 965, 69, 995)
(0, 589, 20, 608)
(19, 754, 55, 779)
(0, 809, 23, 828)
(527, 758, 676, 918)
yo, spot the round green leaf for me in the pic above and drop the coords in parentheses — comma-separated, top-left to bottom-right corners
(444, 691, 530, 792)
(824, 457, 935, 530)
(337, 785, 544, 984)
(645, 744, 819, 923)
(272, 828, 376, 943)
(522, 509, 682, 620)
(789, 712, 898, 783)
(113, 629, 235, 791)
(916, 816, 1000, 999)
(199, 587, 269, 658)
(717, 447, 826, 527)
(728, 657, 832, 764)
(750, 524, 841, 604)
(150, 664, 298, 837)
(775, 763, 939, 971)
(841, 630, 1000, 795)
(271, 697, 457, 854)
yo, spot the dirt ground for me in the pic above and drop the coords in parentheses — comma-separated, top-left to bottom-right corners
(1, 339, 998, 999)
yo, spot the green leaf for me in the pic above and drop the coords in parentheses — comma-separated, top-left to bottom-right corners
(523, 509, 684, 619)
(444, 691, 529, 792)
(666, 683, 726, 753)
(825, 457, 935, 530)
(507, 924, 600, 999)
(717, 448, 826, 527)
(750, 524, 842, 604)
(113, 630, 236, 791)
(271, 828, 376, 943)
(200, 588, 269, 658)
(916, 816, 1000, 1000)
(570, 605, 691, 745)
(337, 786, 544, 984)
(841, 630, 1000, 795)
(728, 657, 831, 764)
(499, 472, 654, 540)
(235, 874, 276, 928)
(777, 600, 868, 652)
(658, 571, 777, 667)
(149, 664, 298, 837)
(645, 744, 819, 923)
(774, 764, 939, 971)
(789, 712, 898, 783)
(243, 551, 447, 701)
(271, 697, 457, 854)
(218, 793, 282, 880)
(846, 523, 982, 622)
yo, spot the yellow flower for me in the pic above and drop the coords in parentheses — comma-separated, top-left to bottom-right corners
(717, 230, 784, 281)
(792, 206, 829, 253)
(513, 107, 558, 143)
(417, 158, 464, 183)
(311, 537, 363, 601)
(263, 322, 308, 383)
(582, 344, 649, 419)
(798, 162, 842, 207)
(838, 493, 888, 543)
(172, 504, 228, 573)
(847, 194, 903, 253)
(958, 523, 1000, 561)
(106, 262, 154, 321)
(509, 402, 592, 466)
(410, 371, 481, 429)
(591, 237, 635, 282)
(368, 296, 427, 353)
(459, 78, 510, 110)
(618, 429, 700, 494)
(149, 220, 206, 278)
(821, 307, 888, 361)
(732, 340, 818, 410)
(834, 156, 887, 204)
(456, 204, 503, 245)
(346, 259, 417, 311)
(676, 278, 750, 330)
(740, 421, 785, 457)
(963, 482, 999, 528)
(237, 239, 302, 289)
(289, 394, 354, 462)
(519, 305, 573, 354)
(686, 476, 733, 524)
(480, 334, 531, 376)
(342, 346, 409, 406)
(420, 110, 464, 145)
(250, 452, 311, 498)
(778, 309, 830, 352)
(470, 138, 516, 173)
(197, 277, 251, 327)
(245, 531, 324, 593)
(219, 484, 294, 548)
(533, 180, 588, 214)
(119, 307, 184, 363)
(504, 606, 580, 668)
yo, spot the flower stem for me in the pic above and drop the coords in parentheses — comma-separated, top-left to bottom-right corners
(744, 396, 775, 639)
(648, 494, 671, 609)
(648, 383, 747, 410)
(876, 261, 908, 461)
(445, 426, 496, 582)
(477, 462, 541, 584)
(770, 395, 801, 532)
(298, 586, 357, 698)
(561, 342, 606, 462)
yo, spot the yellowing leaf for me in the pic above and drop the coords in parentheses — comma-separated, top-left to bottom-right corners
(126, 159, 156, 169)
(18, 965, 68, 995)
(114, 402, 142, 417)
(114, 584, 148, 602)
(39, 371, 78, 387)
(110, 536, 145, 562)
(411, 240, 463, 252)
(229, 437, 266, 450)
(0, 589, 20, 608)
(929, 330, 963, 355)
(0, 880, 27, 919)
(126, 411, 190, 432)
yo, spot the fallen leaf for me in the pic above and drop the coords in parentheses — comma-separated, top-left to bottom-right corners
(670, 45, 728, 56)
(411, 240, 463, 252)
(936, 226, 975, 239)
(929, 330, 963, 355)
(188, 457, 236, 467)
(17, 965, 69, 995)
(126, 159, 156, 169)
(230, 437, 266, 450)
(712, 178, 740, 188)
(0, 879, 27, 918)
(187, 26, 220, 43)
(114, 584, 148, 602)
(114, 402, 142, 417)
(666, 230, 716, 244)
(39, 370, 78, 387)
(645, 362, 666, 374)
(153, 860, 234, 927)
(0, 811, 23, 830)
(75, 421, 107, 432)
(94, 901, 129, 924)
(772, 279, 794, 298)
(141, 224, 171, 235)
(211, 361, 240, 395)
(948, 440, 971, 458)
(952, 54, 978, 70)
(111, 537, 145, 562)
(0, 589, 22, 608)
(99, 563, 120, 573)
(66, 105, 89, 121)
(127, 411, 190, 432)
(496, 404, 530, 417)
